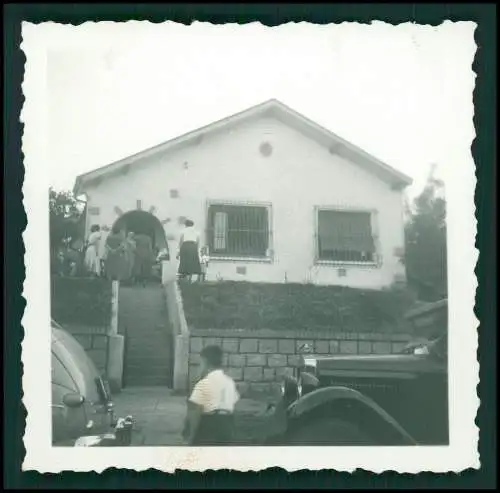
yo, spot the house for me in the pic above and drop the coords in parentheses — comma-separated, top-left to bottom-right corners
(74, 99, 412, 289)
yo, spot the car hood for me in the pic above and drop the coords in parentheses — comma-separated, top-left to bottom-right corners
(307, 353, 445, 377)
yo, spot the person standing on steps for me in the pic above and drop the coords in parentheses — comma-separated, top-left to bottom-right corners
(133, 233, 154, 287)
(84, 224, 102, 277)
(177, 219, 202, 282)
(182, 345, 240, 446)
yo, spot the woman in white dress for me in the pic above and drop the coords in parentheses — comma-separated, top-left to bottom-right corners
(84, 224, 102, 276)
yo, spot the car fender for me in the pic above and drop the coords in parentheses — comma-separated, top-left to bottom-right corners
(288, 386, 417, 445)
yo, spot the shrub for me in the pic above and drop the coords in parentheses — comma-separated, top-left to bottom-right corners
(180, 282, 416, 334)
(51, 277, 112, 330)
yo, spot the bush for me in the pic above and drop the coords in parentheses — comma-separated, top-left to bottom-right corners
(51, 277, 112, 330)
(180, 282, 416, 334)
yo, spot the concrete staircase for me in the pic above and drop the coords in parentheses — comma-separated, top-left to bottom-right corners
(118, 284, 173, 387)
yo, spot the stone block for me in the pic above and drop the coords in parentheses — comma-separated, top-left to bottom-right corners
(330, 340, 340, 353)
(263, 368, 276, 381)
(236, 382, 250, 397)
(314, 340, 330, 354)
(222, 353, 229, 366)
(278, 339, 295, 354)
(275, 367, 294, 379)
(340, 340, 358, 354)
(373, 341, 391, 354)
(239, 339, 258, 353)
(358, 341, 372, 354)
(188, 365, 199, 381)
(267, 354, 287, 367)
(249, 383, 273, 396)
(189, 353, 201, 365)
(222, 338, 239, 353)
(244, 366, 263, 382)
(391, 342, 407, 354)
(288, 355, 302, 367)
(259, 339, 278, 354)
(92, 336, 108, 350)
(296, 340, 313, 353)
(190, 337, 203, 353)
(227, 367, 243, 381)
(246, 353, 267, 367)
(228, 354, 245, 367)
(203, 337, 222, 347)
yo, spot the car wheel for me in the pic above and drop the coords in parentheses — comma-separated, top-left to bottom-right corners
(286, 418, 374, 445)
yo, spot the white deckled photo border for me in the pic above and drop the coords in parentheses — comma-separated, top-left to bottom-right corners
(20, 20, 479, 473)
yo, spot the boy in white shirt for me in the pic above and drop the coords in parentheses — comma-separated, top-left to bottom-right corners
(182, 345, 240, 445)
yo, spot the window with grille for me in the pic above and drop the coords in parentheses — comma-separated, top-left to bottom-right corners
(316, 209, 376, 263)
(207, 203, 270, 258)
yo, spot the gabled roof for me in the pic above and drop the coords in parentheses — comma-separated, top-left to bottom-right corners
(74, 99, 412, 195)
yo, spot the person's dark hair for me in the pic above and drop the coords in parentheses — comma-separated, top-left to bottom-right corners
(200, 345, 223, 368)
(111, 224, 121, 235)
(90, 224, 100, 233)
(184, 219, 194, 227)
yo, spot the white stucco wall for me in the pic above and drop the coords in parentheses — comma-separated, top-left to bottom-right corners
(83, 116, 407, 289)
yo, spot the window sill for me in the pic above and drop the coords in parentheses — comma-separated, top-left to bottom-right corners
(315, 260, 380, 268)
(209, 256, 273, 264)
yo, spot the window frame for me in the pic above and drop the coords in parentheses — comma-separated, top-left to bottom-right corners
(205, 199, 274, 263)
(313, 205, 381, 267)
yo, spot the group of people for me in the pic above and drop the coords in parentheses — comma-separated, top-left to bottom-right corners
(84, 224, 156, 285)
(81, 218, 209, 284)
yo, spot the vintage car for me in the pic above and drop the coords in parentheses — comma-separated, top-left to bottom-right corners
(51, 320, 133, 446)
(267, 332, 448, 446)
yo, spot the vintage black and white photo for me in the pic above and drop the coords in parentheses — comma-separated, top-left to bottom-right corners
(21, 20, 478, 472)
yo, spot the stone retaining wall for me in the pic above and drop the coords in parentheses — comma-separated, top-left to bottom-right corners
(188, 329, 412, 397)
(65, 327, 109, 376)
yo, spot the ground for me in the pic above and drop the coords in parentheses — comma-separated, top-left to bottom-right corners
(113, 387, 273, 446)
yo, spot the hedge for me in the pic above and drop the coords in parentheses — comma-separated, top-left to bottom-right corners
(180, 281, 416, 334)
(51, 276, 112, 330)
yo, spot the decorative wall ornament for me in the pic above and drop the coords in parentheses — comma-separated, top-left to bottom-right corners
(178, 216, 187, 225)
(170, 189, 179, 198)
(114, 206, 123, 216)
(88, 206, 100, 216)
(259, 141, 273, 157)
(136, 199, 142, 210)
(149, 205, 157, 215)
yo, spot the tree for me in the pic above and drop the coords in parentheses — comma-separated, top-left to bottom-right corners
(49, 188, 83, 253)
(402, 165, 447, 302)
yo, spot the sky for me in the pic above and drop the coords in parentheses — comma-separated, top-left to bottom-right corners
(45, 21, 476, 198)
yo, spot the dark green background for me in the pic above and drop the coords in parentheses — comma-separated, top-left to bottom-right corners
(4, 3, 496, 489)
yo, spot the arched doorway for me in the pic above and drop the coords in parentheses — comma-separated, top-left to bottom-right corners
(112, 210, 169, 255)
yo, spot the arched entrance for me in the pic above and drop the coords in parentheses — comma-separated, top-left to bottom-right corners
(112, 210, 169, 255)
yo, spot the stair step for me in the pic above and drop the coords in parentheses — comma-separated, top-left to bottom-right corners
(125, 360, 170, 369)
(125, 378, 170, 387)
(127, 355, 171, 364)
